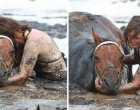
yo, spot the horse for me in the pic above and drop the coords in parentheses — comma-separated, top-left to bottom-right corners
(69, 12, 132, 94)
(0, 35, 15, 86)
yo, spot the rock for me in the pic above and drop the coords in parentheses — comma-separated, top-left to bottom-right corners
(21, 20, 66, 39)
(37, 105, 56, 110)
(120, 26, 126, 33)
(37, 104, 67, 110)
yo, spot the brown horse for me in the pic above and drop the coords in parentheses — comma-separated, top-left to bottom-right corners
(92, 29, 126, 94)
(69, 12, 132, 94)
(0, 35, 15, 86)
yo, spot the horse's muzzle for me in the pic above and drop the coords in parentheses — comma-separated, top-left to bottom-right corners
(0, 71, 10, 86)
(95, 77, 120, 95)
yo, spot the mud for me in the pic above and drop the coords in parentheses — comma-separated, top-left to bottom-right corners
(69, 92, 140, 110)
(0, 78, 67, 110)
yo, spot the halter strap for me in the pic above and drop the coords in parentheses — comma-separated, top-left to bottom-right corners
(0, 35, 14, 46)
(94, 41, 124, 55)
(0, 35, 14, 73)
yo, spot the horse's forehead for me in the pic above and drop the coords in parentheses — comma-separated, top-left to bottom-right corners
(96, 44, 120, 54)
(0, 39, 13, 48)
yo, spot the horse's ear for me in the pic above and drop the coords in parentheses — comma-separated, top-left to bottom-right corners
(115, 38, 122, 46)
(92, 28, 102, 46)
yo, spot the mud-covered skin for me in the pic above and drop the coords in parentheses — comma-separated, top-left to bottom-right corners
(7, 29, 67, 85)
(0, 37, 14, 86)
(118, 49, 140, 93)
(119, 66, 140, 93)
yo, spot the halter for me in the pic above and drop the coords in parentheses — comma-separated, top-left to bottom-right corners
(0, 35, 14, 73)
(0, 35, 14, 46)
(94, 41, 124, 80)
(94, 41, 124, 54)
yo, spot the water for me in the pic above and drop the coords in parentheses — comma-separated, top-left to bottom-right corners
(0, 0, 68, 57)
(69, 0, 140, 28)
(0, 0, 67, 25)
(69, 0, 140, 74)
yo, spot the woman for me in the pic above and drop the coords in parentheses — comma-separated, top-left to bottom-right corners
(0, 16, 67, 85)
(118, 16, 140, 93)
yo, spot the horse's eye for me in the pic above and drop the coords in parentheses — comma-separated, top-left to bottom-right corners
(94, 55, 99, 60)
(9, 50, 15, 55)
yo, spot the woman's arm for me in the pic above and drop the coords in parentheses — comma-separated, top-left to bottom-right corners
(7, 40, 38, 85)
(118, 66, 140, 93)
(123, 49, 139, 64)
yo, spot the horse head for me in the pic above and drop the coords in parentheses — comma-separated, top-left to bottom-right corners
(0, 35, 15, 86)
(92, 29, 124, 94)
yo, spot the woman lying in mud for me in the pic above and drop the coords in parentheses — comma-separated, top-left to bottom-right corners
(0, 16, 67, 85)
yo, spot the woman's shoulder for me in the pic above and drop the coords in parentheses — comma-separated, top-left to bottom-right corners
(27, 29, 53, 44)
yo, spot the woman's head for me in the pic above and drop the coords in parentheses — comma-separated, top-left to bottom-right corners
(0, 16, 28, 38)
(0, 16, 29, 66)
(124, 16, 140, 48)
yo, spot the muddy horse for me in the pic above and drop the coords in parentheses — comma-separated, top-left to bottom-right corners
(69, 12, 132, 94)
(0, 35, 15, 86)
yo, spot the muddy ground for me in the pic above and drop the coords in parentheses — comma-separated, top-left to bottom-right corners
(0, 21, 67, 110)
(69, 92, 140, 110)
(0, 78, 67, 110)
(69, 83, 140, 110)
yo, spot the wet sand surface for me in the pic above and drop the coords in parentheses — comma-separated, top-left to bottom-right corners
(69, 82, 140, 109)
(0, 78, 67, 110)
(69, 91, 140, 110)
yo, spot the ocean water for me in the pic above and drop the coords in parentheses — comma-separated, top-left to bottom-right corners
(0, 0, 67, 25)
(69, 0, 140, 74)
(69, 0, 140, 28)
(0, 0, 68, 57)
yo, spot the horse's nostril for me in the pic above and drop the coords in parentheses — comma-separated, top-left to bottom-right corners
(115, 79, 120, 86)
(104, 79, 109, 87)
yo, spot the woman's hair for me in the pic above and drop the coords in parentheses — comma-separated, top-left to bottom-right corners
(0, 16, 28, 38)
(124, 16, 140, 44)
(0, 16, 29, 66)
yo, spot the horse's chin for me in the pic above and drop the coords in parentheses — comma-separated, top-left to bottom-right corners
(95, 77, 105, 92)
(0, 72, 10, 87)
(0, 77, 7, 87)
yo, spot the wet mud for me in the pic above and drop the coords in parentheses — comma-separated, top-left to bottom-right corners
(69, 91, 140, 110)
(0, 78, 67, 110)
